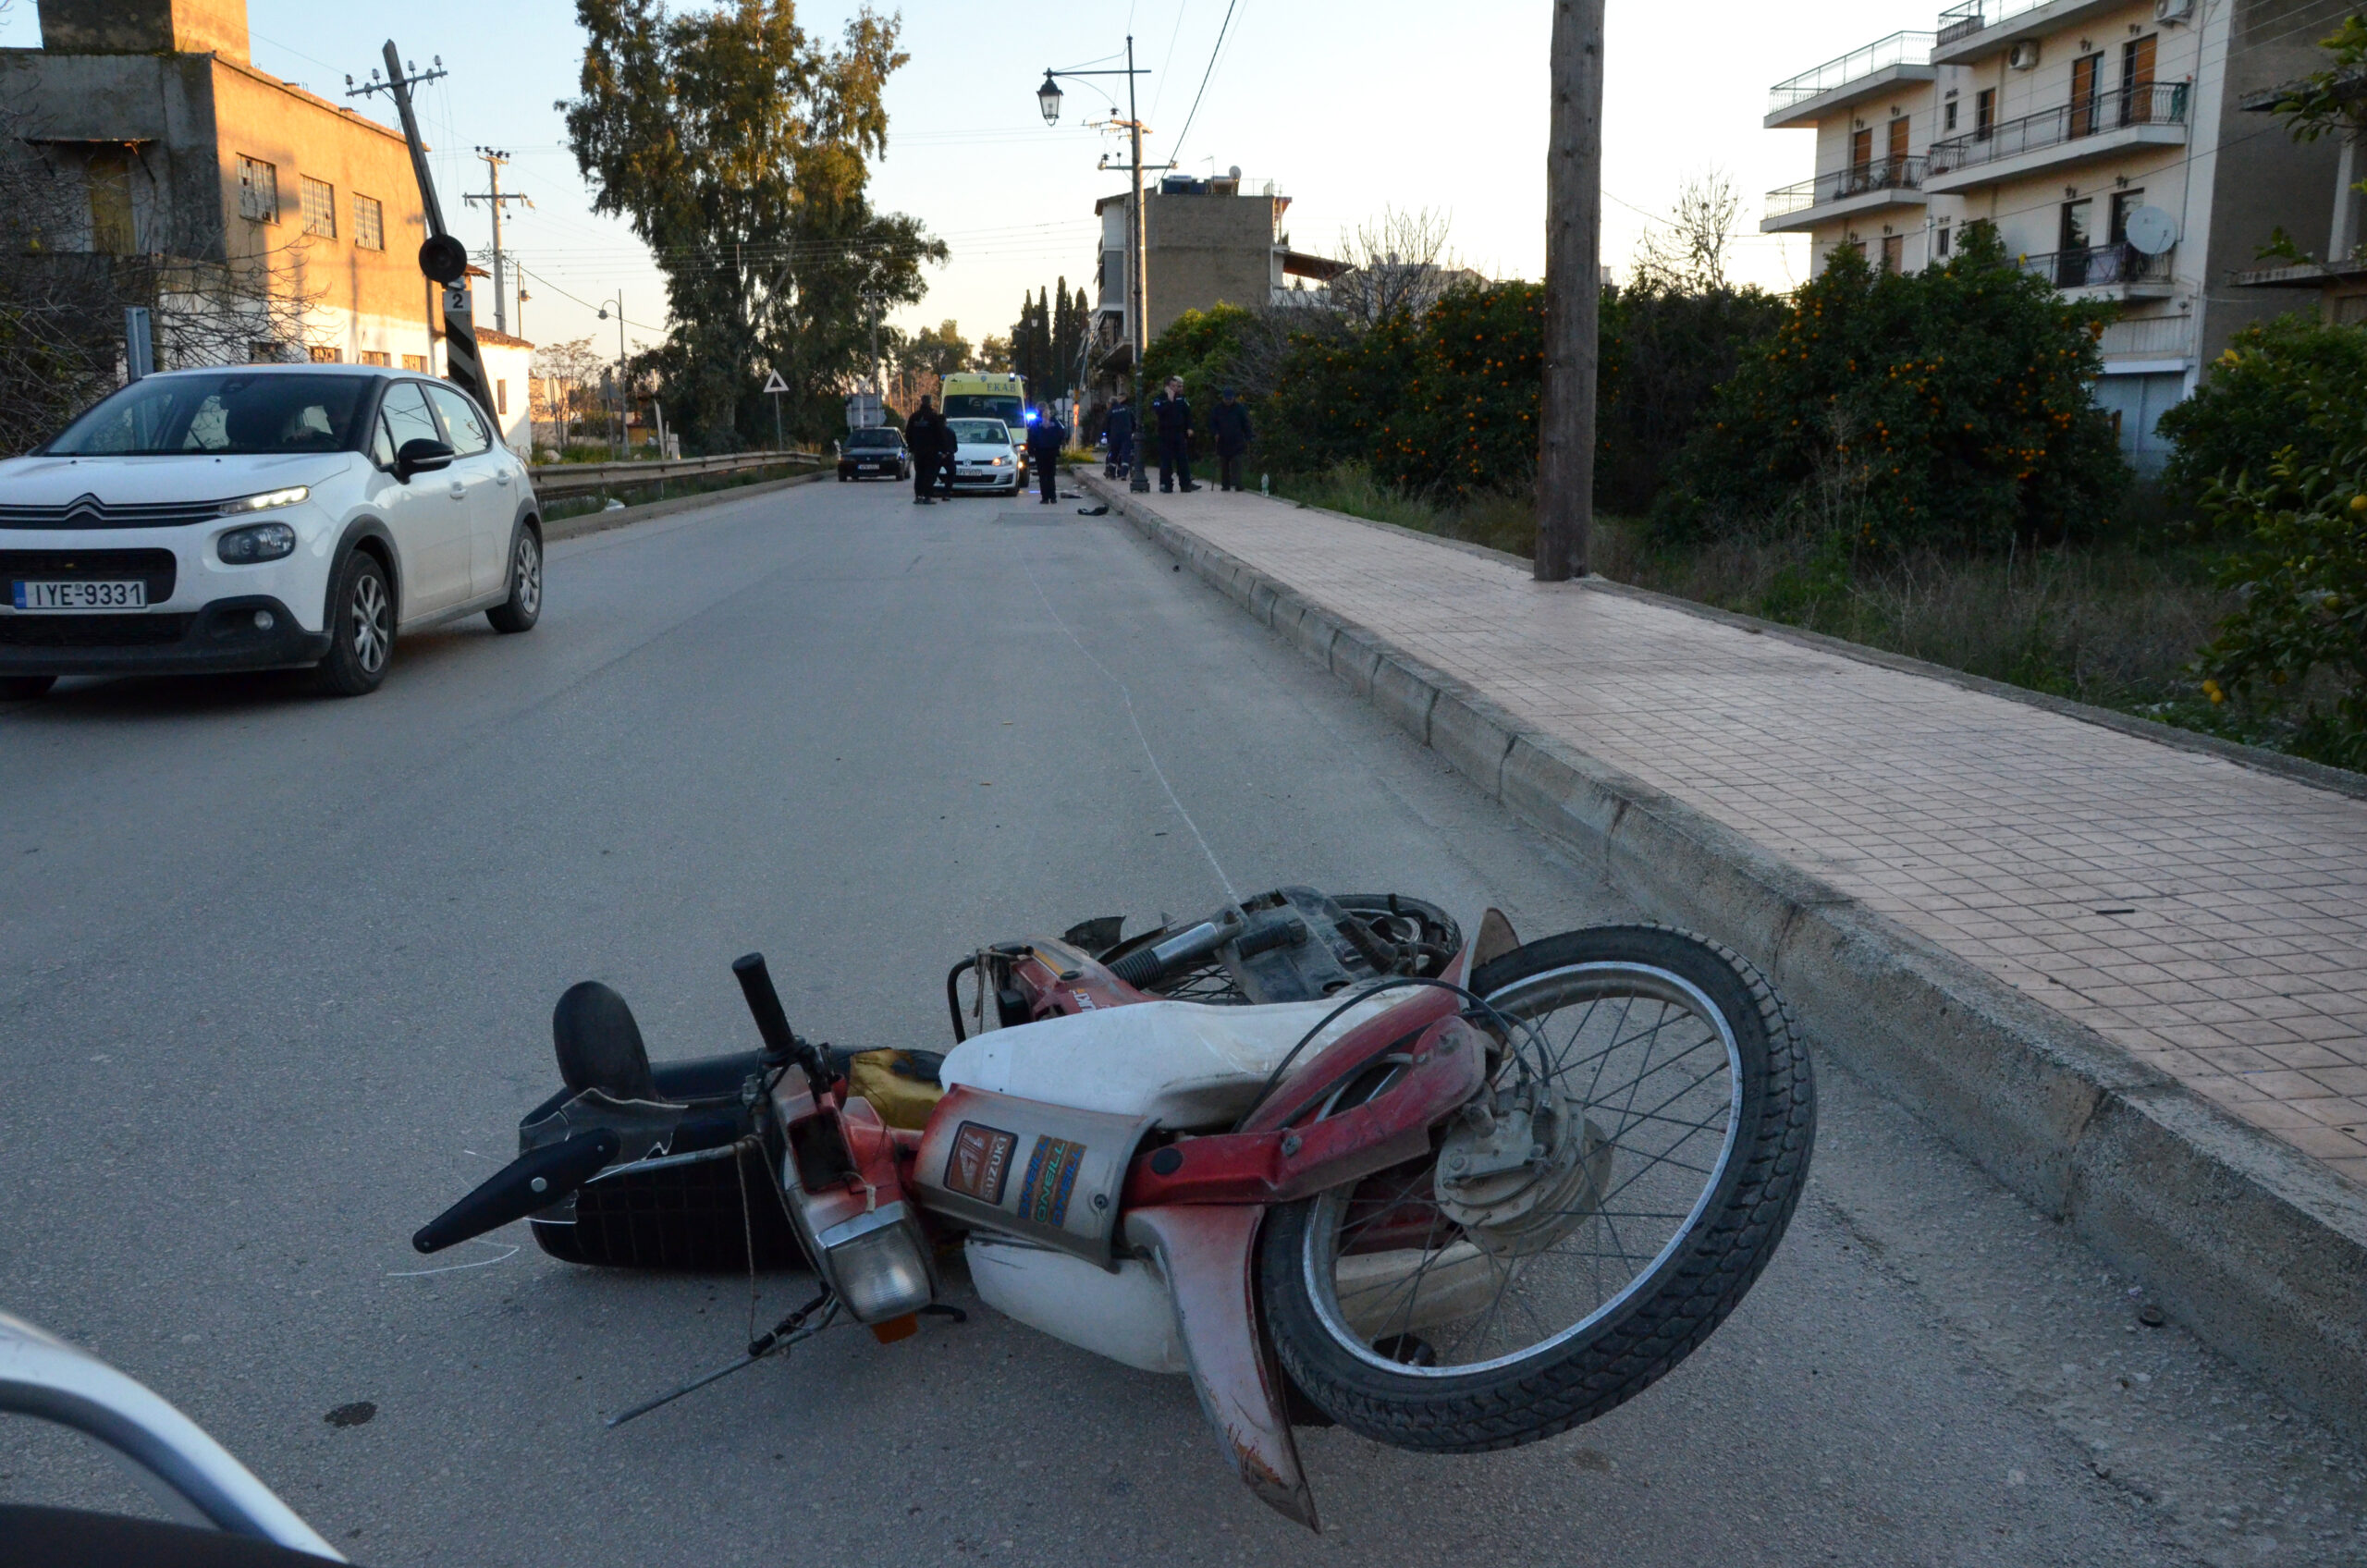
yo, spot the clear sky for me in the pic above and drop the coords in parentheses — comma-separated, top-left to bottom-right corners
(6, 0, 1917, 363)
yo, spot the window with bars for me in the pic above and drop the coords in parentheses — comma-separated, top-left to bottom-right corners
(401, 354, 427, 371)
(309, 346, 343, 362)
(237, 156, 278, 223)
(353, 193, 385, 251)
(300, 176, 337, 238)
(359, 350, 391, 366)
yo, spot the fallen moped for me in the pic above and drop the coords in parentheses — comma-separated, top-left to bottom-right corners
(417, 888, 1814, 1528)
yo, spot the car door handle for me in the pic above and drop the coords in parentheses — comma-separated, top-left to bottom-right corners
(448, 481, 468, 500)
(494, 471, 513, 486)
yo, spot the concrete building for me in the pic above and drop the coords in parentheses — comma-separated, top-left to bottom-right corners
(2, 0, 443, 369)
(1089, 172, 1345, 383)
(1760, 0, 2338, 473)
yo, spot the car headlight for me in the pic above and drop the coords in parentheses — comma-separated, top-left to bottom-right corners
(217, 521, 298, 564)
(219, 485, 310, 516)
(990, 456, 1011, 467)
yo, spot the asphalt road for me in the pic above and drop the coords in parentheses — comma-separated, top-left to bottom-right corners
(2, 477, 2361, 1567)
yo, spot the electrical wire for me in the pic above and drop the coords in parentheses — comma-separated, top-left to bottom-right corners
(1168, 0, 1245, 173)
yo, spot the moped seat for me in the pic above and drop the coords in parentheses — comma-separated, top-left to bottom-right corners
(938, 993, 1406, 1129)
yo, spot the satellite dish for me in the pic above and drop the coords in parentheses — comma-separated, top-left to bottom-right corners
(2124, 205, 2177, 256)
(1228, 165, 1242, 180)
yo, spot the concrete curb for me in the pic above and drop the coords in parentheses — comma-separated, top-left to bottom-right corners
(542, 469, 828, 544)
(1085, 476, 2367, 1443)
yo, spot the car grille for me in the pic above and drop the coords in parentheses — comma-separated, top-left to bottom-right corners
(0, 547, 178, 601)
(0, 496, 227, 530)
(0, 612, 193, 647)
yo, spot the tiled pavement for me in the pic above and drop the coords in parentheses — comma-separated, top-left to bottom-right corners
(1122, 485, 2367, 1189)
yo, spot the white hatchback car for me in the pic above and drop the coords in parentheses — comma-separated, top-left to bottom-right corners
(0, 363, 542, 699)
(945, 417, 1022, 496)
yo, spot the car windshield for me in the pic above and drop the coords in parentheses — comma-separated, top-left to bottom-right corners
(845, 428, 902, 448)
(44, 373, 374, 457)
(948, 419, 1010, 446)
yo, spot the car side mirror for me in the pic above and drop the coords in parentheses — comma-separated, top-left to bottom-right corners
(395, 437, 454, 482)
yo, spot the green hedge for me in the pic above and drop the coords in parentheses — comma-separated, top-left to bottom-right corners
(1651, 223, 2127, 551)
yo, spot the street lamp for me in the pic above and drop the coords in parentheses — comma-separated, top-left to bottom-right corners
(595, 294, 626, 459)
(1036, 40, 1162, 492)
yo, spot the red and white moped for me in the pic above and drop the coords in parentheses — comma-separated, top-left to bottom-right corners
(418, 887, 1814, 1528)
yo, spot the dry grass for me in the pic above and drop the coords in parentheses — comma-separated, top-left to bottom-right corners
(1274, 462, 2247, 734)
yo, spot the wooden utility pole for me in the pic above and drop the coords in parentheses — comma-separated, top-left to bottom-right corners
(1537, 0, 1604, 582)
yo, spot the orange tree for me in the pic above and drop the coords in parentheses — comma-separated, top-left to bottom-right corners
(1652, 223, 2125, 550)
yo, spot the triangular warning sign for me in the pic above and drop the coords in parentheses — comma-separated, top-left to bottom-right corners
(761, 370, 789, 394)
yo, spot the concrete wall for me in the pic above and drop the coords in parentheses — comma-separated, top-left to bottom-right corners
(36, 0, 249, 62)
(1143, 190, 1284, 337)
(0, 41, 436, 368)
(2195, 0, 2346, 362)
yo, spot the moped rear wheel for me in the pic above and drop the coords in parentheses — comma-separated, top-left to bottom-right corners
(1259, 925, 1813, 1452)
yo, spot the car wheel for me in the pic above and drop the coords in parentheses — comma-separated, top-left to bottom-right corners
(315, 549, 394, 696)
(485, 526, 543, 634)
(1, 675, 55, 701)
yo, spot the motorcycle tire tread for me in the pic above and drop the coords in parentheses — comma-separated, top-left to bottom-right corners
(1258, 924, 1815, 1453)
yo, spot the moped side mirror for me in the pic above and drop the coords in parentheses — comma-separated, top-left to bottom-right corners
(396, 437, 454, 483)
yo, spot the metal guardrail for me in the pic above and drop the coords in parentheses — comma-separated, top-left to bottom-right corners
(1768, 31, 1935, 113)
(2017, 241, 2175, 289)
(1929, 83, 2189, 176)
(1936, 0, 2054, 48)
(1765, 156, 1932, 220)
(526, 450, 821, 501)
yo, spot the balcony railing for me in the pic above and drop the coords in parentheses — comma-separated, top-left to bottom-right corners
(1768, 31, 1936, 113)
(1765, 156, 1932, 220)
(1935, 0, 2054, 47)
(1928, 82, 2189, 176)
(2017, 241, 2174, 290)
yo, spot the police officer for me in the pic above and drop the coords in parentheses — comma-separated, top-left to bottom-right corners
(1025, 401, 1067, 504)
(1210, 387, 1253, 492)
(1102, 392, 1135, 480)
(1151, 376, 1198, 494)
(905, 397, 948, 504)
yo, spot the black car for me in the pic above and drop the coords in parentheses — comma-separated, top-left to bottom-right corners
(837, 425, 912, 482)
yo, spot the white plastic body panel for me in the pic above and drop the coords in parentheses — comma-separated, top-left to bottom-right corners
(938, 994, 1406, 1129)
(965, 1239, 1188, 1373)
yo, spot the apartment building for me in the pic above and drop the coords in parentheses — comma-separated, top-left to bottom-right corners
(2, 0, 440, 367)
(1760, 0, 2339, 472)
(1089, 173, 1344, 368)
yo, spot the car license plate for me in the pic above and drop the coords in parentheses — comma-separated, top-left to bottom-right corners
(12, 579, 148, 611)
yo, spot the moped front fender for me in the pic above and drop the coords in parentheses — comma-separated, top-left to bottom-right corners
(1122, 1205, 1318, 1532)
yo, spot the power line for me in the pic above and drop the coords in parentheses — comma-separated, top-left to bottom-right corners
(1169, 0, 1245, 172)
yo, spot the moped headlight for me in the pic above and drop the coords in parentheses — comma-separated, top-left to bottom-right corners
(217, 521, 298, 564)
(816, 1203, 933, 1323)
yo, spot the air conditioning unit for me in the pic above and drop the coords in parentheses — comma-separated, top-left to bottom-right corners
(2008, 40, 2042, 70)
(2155, 0, 2195, 23)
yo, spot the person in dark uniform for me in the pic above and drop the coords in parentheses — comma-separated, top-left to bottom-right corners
(1210, 387, 1253, 492)
(1102, 392, 1135, 480)
(1151, 377, 1198, 493)
(1025, 402, 1067, 503)
(906, 398, 948, 504)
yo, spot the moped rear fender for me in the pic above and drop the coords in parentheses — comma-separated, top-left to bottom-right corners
(1122, 1205, 1318, 1532)
(1120, 1009, 1485, 1209)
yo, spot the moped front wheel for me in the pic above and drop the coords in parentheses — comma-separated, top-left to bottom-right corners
(1259, 925, 1813, 1452)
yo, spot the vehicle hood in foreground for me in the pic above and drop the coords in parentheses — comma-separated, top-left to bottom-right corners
(0, 453, 354, 508)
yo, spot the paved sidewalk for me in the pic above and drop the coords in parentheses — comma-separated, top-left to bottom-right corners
(1111, 484, 2367, 1190)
